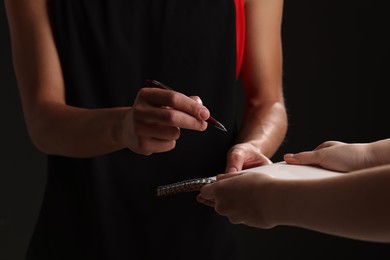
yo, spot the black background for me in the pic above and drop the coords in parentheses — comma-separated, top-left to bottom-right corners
(1, 1, 389, 259)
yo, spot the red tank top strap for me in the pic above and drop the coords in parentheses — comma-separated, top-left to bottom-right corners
(234, 0, 246, 79)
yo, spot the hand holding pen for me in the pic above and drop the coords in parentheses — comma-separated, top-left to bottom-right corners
(123, 79, 226, 155)
(145, 79, 227, 132)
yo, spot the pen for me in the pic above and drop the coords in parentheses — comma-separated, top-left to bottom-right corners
(145, 79, 227, 132)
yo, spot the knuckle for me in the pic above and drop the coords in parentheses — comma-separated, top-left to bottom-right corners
(137, 87, 151, 99)
(139, 87, 149, 94)
(131, 105, 146, 119)
(192, 95, 202, 104)
(215, 203, 231, 217)
(229, 149, 245, 161)
(166, 91, 180, 105)
(163, 110, 179, 124)
(228, 217, 242, 225)
(215, 204, 226, 215)
(189, 102, 202, 115)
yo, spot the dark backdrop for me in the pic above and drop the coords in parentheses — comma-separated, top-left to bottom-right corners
(0, 2, 46, 260)
(1, 1, 389, 259)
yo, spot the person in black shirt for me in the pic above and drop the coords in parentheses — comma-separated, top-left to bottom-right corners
(4, 0, 287, 259)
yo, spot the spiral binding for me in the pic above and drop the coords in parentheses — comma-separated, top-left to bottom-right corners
(157, 177, 216, 197)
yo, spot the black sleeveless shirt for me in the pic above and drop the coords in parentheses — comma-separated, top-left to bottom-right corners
(27, 0, 245, 259)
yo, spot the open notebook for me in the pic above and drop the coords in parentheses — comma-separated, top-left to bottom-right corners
(156, 161, 344, 197)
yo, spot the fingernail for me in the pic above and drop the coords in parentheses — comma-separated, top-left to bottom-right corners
(199, 108, 209, 120)
(284, 153, 299, 163)
(200, 121, 208, 131)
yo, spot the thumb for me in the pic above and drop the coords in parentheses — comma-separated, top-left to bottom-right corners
(284, 151, 319, 166)
(225, 149, 245, 173)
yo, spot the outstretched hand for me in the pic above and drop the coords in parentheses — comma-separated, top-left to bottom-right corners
(284, 141, 371, 172)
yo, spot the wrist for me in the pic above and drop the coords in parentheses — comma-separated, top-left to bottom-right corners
(112, 107, 131, 149)
(261, 176, 289, 228)
(267, 178, 308, 228)
(367, 139, 390, 167)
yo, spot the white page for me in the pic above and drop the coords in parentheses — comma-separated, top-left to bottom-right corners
(238, 161, 344, 180)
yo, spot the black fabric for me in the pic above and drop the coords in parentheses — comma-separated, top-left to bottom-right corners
(27, 0, 242, 259)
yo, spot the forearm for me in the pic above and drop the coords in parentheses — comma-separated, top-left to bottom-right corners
(237, 101, 287, 158)
(27, 101, 129, 157)
(367, 138, 390, 167)
(238, 0, 286, 158)
(238, 26, 287, 159)
(273, 165, 390, 242)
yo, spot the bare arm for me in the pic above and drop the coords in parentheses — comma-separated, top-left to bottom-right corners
(5, 0, 209, 158)
(225, 0, 288, 172)
(273, 165, 390, 243)
(199, 164, 390, 243)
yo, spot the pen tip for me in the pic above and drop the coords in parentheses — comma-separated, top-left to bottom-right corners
(216, 123, 227, 132)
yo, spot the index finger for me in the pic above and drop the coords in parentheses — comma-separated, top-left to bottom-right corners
(216, 173, 242, 181)
(141, 87, 210, 121)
